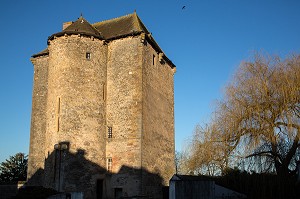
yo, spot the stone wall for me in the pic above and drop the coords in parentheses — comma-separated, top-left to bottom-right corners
(45, 35, 107, 198)
(28, 55, 49, 186)
(141, 38, 176, 196)
(106, 36, 144, 197)
(29, 28, 175, 199)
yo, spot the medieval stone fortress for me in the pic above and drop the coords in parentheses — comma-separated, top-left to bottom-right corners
(27, 12, 176, 199)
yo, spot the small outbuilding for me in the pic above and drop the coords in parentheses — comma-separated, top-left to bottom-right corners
(169, 175, 247, 199)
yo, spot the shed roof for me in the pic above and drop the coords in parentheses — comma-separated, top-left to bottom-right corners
(171, 174, 213, 181)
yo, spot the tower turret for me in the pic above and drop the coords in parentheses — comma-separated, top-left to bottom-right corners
(44, 16, 107, 194)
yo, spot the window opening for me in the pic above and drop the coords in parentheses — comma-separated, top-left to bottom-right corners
(86, 52, 91, 60)
(115, 188, 123, 199)
(107, 157, 112, 172)
(103, 83, 106, 101)
(152, 54, 155, 65)
(56, 97, 61, 132)
(96, 179, 103, 199)
(108, 127, 112, 138)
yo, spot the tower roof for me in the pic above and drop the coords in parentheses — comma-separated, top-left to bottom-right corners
(93, 12, 175, 68)
(48, 16, 104, 41)
(34, 13, 176, 68)
(93, 12, 150, 40)
(32, 48, 49, 58)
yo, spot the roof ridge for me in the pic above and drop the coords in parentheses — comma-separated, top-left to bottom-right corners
(135, 13, 151, 35)
(65, 17, 98, 33)
(82, 17, 104, 36)
(93, 12, 135, 26)
(132, 12, 142, 31)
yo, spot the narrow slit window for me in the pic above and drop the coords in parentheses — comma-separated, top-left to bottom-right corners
(152, 54, 155, 65)
(107, 157, 112, 172)
(56, 97, 61, 132)
(86, 52, 91, 60)
(103, 83, 106, 101)
(108, 127, 112, 138)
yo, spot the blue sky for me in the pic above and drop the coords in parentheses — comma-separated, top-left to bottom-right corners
(0, 0, 300, 163)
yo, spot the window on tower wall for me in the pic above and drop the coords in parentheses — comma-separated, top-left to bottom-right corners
(108, 127, 112, 138)
(56, 97, 61, 132)
(152, 54, 155, 65)
(107, 157, 112, 172)
(86, 52, 91, 60)
(115, 188, 122, 199)
(103, 83, 106, 101)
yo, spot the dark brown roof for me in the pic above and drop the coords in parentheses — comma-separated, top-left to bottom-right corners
(33, 13, 176, 68)
(93, 12, 149, 40)
(32, 48, 49, 58)
(48, 16, 103, 41)
(93, 12, 175, 68)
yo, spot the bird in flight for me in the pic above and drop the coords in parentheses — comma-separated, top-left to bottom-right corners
(182, 6, 186, 9)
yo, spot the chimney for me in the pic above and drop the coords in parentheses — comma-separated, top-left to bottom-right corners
(63, 21, 73, 30)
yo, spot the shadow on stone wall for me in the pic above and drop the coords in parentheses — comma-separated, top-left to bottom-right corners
(0, 184, 18, 199)
(23, 142, 165, 199)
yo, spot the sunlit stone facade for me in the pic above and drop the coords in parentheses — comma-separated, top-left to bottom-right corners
(28, 13, 176, 199)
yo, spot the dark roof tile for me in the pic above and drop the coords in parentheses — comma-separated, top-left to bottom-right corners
(48, 16, 103, 41)
(93, 12, 149, 40)
(33, 13, 176, 68)
(32, 48, 49, 58)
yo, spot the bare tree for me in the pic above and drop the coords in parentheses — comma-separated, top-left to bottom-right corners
(187, 124, 229, 176)
(187, 54, 300, 178)
(213, 54, 300, 177)
(175, 150, 187, 175)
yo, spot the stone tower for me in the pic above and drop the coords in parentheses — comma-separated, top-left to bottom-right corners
(28, 13, 176, 199)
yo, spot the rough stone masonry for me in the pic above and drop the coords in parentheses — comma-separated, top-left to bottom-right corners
(28, 12, 176, 199)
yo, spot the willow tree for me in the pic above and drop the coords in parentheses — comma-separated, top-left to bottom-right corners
(187, 124, 230, 176)
(213, 54, 300, 177)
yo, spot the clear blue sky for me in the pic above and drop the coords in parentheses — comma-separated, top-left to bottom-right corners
(1, 0, 300, 163)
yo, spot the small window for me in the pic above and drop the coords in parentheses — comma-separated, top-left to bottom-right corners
(152, 54, 155, 65)
(108, 127, 112, 138)
(107, 157, 112, 172)
(86, 52, 91, 60)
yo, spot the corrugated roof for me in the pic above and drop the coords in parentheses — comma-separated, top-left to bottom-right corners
(93, 12, 149, 40)
(48, 16, 103, 41)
